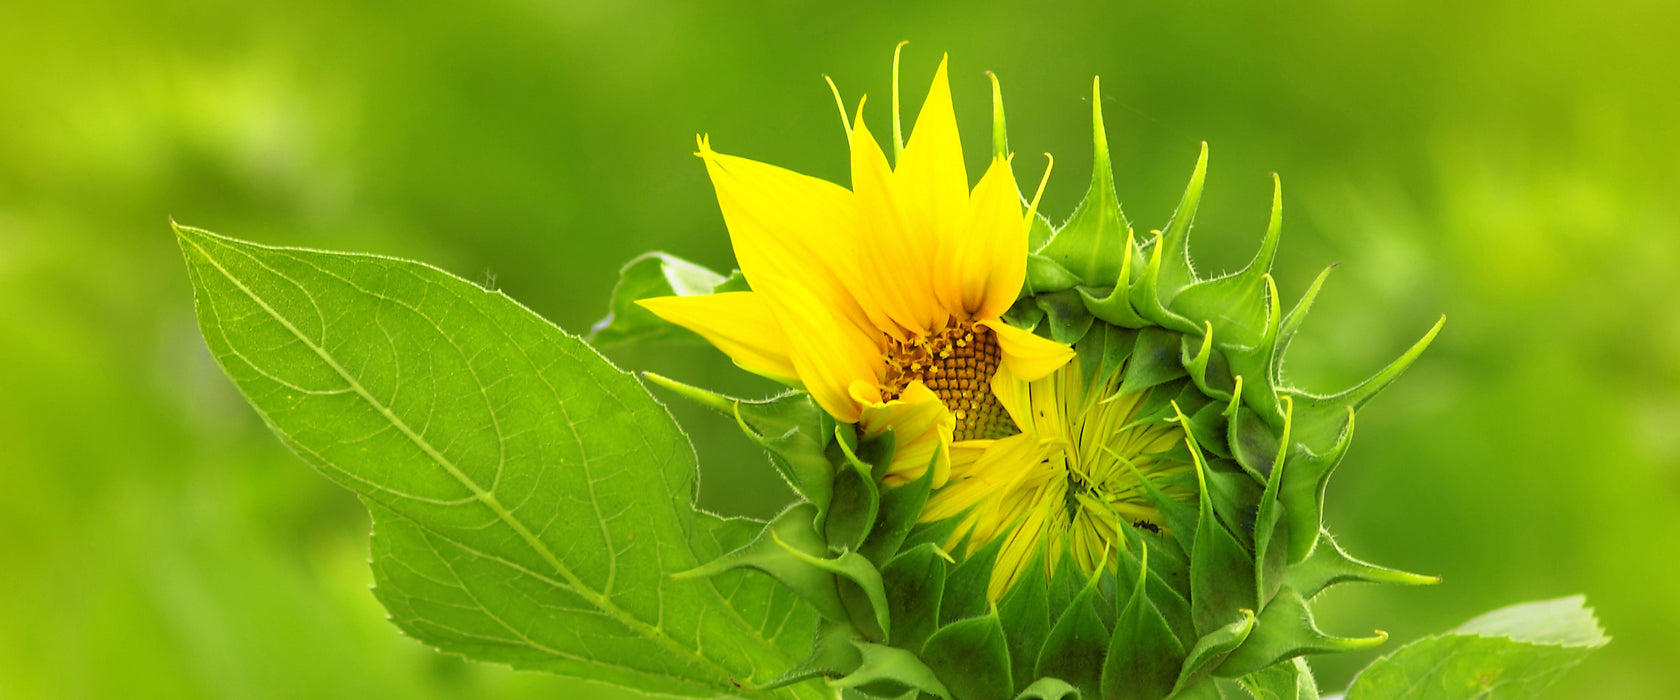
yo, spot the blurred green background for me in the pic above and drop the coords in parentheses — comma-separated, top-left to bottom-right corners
(3, 0, 1676, 697)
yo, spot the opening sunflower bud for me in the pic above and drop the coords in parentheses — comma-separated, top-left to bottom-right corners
(633, 46, 1444, 700)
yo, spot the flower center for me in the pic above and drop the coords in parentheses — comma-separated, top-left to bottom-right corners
(882, 322, 1017, 441)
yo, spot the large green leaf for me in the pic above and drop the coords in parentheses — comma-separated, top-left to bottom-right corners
(1345, 596, 1608, 699)
(176, 224, 821, 699)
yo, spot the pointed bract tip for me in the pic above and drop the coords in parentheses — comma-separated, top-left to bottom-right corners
(1023, 153, 1054, 230)
(823, 74, 853, 139)
(640, 371, 737, 414)
(988, 70, 1008, 159)
(1090, 76, 1110, 157)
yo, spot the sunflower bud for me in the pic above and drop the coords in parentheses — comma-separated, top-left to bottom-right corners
(639, 50, 1442, 700)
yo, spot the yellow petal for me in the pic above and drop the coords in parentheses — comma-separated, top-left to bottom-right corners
(990, 499, 1054, 599)
(948, 439, 993, 479)
(940, 156, 1026, 318)
(781, 300, 878, 423)
(896, 55, 969, 284)
(856, 380, 954, 488)
(920, 432, 1045, 522)
(852, 114, 947, 337)
(637, 292, 797, 383)
(698, 140, 871, 334)
(981, 320, 1075, 382)
(988, 362, 1034, 434)
(699, 139, 884, 421)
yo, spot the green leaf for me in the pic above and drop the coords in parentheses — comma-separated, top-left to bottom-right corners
(1283, 531, 1438, 601)
(766, 535, 893, 643)
(1278, 407, 1355, 565)
(674, 504, 865, 633)
(761, 620, 863, 690)
(1181, 324, 1238, 405)
(942, 536, 1006, 625)
(882, 543, 949, 653)
(1114, 524, 1194, 645)
(1175, 610, 1255, 693)
(1176, 407, 1257, 637)
(833, 641, 954, 700)
(923, 607, 1015, 700)
(828, 431, 885, 551)
(860, 442, 936, 566)
(1236, 658, 1320, 700)
(1035, 289, 1097, 344)
(1035, 565, 1110, 698)
(1218, 586, 1385, 678)
(1102, 542, 1185, 700)
(176, 225, 820, 699)
(1015, 677, 1082, 700)
(589, 252, 744, 348)
(644, 374, 837, 513)
(1073, 323, 1137, 392)
(1079, 239, 1153, 332)
(1167, 173, 1283, 351)
(1025, 253, 1083, 295)
(1346, 596, 1608, 700)
(996, 549, 1053, 692)
(1153, 142, 1209, 296)
(1120, 328, 1191, 397)
(1453, 596, 1608, 646)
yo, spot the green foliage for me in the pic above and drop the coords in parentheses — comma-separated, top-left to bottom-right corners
(176, 225, 824, 699)
(9, 2, 1677, 698)
(169, 37, 1615, 700)
(1345, 597, 1609, 699)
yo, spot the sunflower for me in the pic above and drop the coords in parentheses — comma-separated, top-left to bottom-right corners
(639, 53, 1074, 487)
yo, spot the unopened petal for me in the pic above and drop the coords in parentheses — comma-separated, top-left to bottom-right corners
(981, 319, 1075, 382)
(857, 380, 954, 489)
(920, 432, 1050, 522)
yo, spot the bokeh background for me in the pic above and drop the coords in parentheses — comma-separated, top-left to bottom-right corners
(3, 0, 1677, 697)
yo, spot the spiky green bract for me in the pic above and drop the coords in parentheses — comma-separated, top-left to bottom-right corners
(1003, 76, 1443, 694)
(633, 76, 1443, 699)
